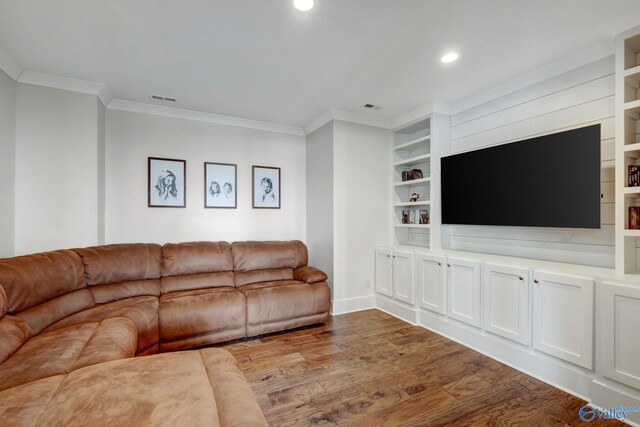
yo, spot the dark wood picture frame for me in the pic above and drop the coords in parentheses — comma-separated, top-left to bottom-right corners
(148, 157, 187, 208)
(252, 165, 281, 209)
(204, 162, 237, 209)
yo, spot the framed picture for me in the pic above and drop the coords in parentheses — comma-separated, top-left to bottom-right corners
(204, 162, 237, 208)
(148, 157, 186, 208)
(252, 165, 281, 209)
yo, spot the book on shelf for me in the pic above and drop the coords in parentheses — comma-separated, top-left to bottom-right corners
(401, 209, 429, 225)
(630, 206, 640, 230)
(629, 165, 640, 187)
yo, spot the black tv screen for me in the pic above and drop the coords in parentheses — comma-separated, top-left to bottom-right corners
(441, 124, 601, 229)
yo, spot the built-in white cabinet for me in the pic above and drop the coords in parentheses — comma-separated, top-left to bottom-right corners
(393, 250, 414, 304)
(532, 271, 594, 369)
(416, 253, 446, 314)
(601, 281, 640, 389)
(483, 263, 530, 345)
(374, 248, 393, 297)
(446, 257, 482, 327)
(374, 247, 414, 304)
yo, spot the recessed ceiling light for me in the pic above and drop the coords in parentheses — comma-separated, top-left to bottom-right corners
(440, 52, 459, 63)
(293, 0, 314, 11)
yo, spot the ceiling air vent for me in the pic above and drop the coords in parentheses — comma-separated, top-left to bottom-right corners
(149, 94, 176, 102)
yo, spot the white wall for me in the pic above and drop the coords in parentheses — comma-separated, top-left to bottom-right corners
(306, 122, 334, 291)
(333, 120, 392, 306)
(14, 84, 102, 255)
(0, 70, 15, 258)
(445, 56, 615, 268)
(105, 109, 306, 244)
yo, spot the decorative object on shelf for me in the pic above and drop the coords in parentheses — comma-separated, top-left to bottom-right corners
(402, 210, 409, 224)
(630, 207, 640, 230)
(402, 169, 424, 182)
(409, 192, 420, 202)
(629, 165, 640, 187)
(419, 210, 430, 224)
(148, 157, 186, 208)
(252, 165, 281, 209)
(205, 162, 237, 209)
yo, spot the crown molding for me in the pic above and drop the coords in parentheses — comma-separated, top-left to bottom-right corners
(18, 71, 113, 106)
(391, 101, 452, 130)
(108, 99, 305, 137)
(304, 108, 392, 135)
(0, 47, 23, 81)
(304, 110, 334, 135)
(449, 39, 614, 115)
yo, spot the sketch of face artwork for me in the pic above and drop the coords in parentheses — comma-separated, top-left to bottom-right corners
(260, 177, 276, 202)
(223, 182, 233, 198)
(253, 166, 280, 209)
(156, 170, 178, 200)
(149, 158, 185, 207)
(205, 163, 236, 208)
(209, 181, 221, 198)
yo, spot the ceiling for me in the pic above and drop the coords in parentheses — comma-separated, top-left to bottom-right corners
(0, 0, 637, 128)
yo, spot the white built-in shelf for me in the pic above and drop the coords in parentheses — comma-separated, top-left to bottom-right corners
(394, 177, 430, 187)
(624, 187, 640, 194)
(624, 99, 640, 113)
(394, 154, 430, 167)
(394, 224, 431, 229)
(394, 201, 431, 207)
(624, 229, 640, 237)
(624, 65, 640, 86)
(394, 135, 430, 152)
(624, 143, 640, 152)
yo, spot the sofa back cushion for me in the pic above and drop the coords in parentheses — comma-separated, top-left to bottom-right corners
(74, 244, 162, 303)
(16, 289, 95, 334)
(0, 286, 7, 318)
(0, 250, 86, 314)
(0, 315, 32, 364)
(231, 241, 308, 272)
(161, 242, 234, 294)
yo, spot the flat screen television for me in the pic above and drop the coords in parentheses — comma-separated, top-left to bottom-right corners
(441, 124, 601, 229)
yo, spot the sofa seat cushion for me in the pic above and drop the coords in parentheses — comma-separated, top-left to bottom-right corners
(0, 374, 66, 427)
(44, 296, 158, 354)
(158, 288, 245, 352)
(0, 318, 137, 392)
(239, 280, 331, 336)
(33, 349, 267, 427)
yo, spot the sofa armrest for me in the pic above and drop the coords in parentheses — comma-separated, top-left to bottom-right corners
(294, 266, 327, 284)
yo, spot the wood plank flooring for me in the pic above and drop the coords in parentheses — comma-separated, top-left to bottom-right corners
(216, 309, 622, 426)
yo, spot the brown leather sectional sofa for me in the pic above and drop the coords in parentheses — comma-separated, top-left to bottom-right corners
(0, 240, 331, 426)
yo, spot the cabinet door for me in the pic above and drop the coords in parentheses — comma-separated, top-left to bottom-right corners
(532, 271, 594, 369)
(374, 248, 393, 297)
(416, 253, 446, 314)
(393, 250, 414, 304)
(483, 263, 530, 345)
(447, 257, 482, 327)
(601, 281, 640, 389)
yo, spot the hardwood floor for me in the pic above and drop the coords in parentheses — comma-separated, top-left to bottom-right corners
(217, 309, 622, 426)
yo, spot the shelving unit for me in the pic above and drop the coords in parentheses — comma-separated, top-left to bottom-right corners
(392, 113, 450, 248)
(616, 26, 640, 274)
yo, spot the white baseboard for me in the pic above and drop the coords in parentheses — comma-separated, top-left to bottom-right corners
(331, 296, 375, 315)
(591, 380, 640, 426)
(375, 295, 417, 324)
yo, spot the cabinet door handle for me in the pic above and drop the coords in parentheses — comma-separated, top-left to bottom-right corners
(437, 262, 442, 266)
(447, 264, 451, 267)
(533, 279, 539, 284)
(386, 254, 390, 258)
(518, 276, 524, 281)
(393, 255, 396, 258)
